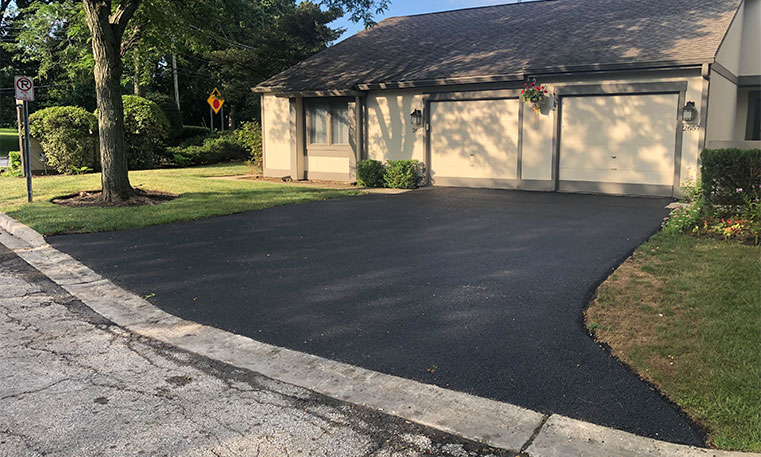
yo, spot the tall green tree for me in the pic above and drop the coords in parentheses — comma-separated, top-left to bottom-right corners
(208, 2, 343, 127)
(82, 0, 387, 202)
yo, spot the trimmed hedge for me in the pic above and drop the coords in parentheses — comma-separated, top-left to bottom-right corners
(168, 132, 248, 167)
(178, 125, 210, 143)
(357, 159, 385, 187)
(701, 148, 761, 207)
(28, 106, 98, 174)
(384, 159, 421, 189)
(122, 95, 170, 169)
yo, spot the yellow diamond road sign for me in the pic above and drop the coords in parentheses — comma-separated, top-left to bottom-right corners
(207, 88, 224, 114)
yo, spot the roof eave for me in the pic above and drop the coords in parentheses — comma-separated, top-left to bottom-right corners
(253, 58, 709, 95)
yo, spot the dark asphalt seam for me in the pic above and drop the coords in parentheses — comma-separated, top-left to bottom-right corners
(577, 226, 708, 446)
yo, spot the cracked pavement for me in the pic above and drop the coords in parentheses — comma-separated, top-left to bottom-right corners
(0, 245, 514, 457)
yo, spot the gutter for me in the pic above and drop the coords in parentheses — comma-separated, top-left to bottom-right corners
(253, 59, 708, 96)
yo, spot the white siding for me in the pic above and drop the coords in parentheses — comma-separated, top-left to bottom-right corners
(522, 109, 554, 181)
(306, 156, 350, 173)
(262, 95, 292, 175)
(740, 0, 761, 76)
(366, 91, 426, 163)
(715, 1, 744, 75)
(706, 71, 739, 142)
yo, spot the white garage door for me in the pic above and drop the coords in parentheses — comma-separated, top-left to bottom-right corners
(560, 93, 678, 193)
(430, 99, 520, 187)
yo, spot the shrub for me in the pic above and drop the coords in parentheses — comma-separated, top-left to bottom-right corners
(663, 200, 703, 234)
(168, 132, 248, 167)
(357, 159, 386, 187)
(3, 151, 23, 176)
(235, 121, 262, 170)
(384, 159, 421, 189)
(701, 148, 761, 208)
(28, 106, 97, 174)
(122, 95, 170, 169)
(146, 93, 183, 143)
(178, 125, 210, 142)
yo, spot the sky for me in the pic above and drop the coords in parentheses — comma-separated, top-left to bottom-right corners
(329, 0, 519, 42)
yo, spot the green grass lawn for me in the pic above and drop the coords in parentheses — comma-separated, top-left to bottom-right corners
(586, 232, 761, 451)
(0, 163, 361, 235)
(0, 128, 18, 157)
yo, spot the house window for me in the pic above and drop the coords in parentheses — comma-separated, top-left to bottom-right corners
(746, 91, 760, 141)
(308, 103, 350, 145)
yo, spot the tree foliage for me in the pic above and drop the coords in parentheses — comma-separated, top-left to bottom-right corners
(4, 0, 389, 198)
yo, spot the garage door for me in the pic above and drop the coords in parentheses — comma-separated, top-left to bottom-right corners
(559, 93, 678, 195)
(430, 99, 519, 187)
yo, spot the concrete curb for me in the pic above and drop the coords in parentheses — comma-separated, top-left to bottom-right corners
(0, 212, 758, 457)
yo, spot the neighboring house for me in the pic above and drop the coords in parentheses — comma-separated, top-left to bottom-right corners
(254, 0, 760, 197)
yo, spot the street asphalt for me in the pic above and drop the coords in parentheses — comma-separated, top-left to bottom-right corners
(48, 187, 704, 446)
(0, 243, 509, 457)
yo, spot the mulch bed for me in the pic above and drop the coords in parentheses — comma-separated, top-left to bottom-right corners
(51, 188, 178, 208)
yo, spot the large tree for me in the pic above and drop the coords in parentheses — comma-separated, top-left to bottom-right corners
(81, 0, 386, 202)
(81, 0, 138, 201)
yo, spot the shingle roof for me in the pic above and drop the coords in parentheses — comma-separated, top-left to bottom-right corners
(256, 0, 742, 93)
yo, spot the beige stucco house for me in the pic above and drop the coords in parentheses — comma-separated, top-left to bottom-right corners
(255, 0, 760, 197)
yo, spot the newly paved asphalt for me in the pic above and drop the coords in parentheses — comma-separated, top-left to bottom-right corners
(48, 188, 704, 445)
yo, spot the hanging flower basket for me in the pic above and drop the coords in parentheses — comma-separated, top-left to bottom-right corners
(521, 81, 555, 115)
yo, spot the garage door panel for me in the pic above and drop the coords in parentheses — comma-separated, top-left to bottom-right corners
(430, 99, 519, 182)
(560, 94, 678, 186)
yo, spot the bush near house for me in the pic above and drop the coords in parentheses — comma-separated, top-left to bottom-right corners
(357, 159, 385, 187)
(384, 159, 421, 189)
(356, 159, 422, 189)
(234, 121, 263, 170)
(122, 95, 171, 169)
(662, 148, 761, 243)
(28, 106, 99, 174)
(701, 148, 760, 208)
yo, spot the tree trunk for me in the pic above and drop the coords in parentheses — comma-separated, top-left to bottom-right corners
(83, 0, 137, 202)
(133, 56, 145, 97)
(228, 104, 236, 130)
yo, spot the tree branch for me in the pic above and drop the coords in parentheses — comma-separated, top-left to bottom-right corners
(110, 0, 140, 33)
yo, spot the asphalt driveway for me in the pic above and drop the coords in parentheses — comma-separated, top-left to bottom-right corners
(48, 188, 703, 445)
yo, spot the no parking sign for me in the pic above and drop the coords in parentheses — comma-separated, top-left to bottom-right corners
(14, 75, 34, 101)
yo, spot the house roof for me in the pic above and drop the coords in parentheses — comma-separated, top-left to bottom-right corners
(255, 0, 742, 93)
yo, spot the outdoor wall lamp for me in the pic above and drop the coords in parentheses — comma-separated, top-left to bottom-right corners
(683, 101, 699, 124)
(410, 109, 423, 127)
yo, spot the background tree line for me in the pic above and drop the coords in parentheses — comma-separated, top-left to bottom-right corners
(0, 0, 370, 129)
(1, 0, 386, 201)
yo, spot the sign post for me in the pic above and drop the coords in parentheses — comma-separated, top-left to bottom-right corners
(14, 76, 34, 202)
(206, 88, 224, 133)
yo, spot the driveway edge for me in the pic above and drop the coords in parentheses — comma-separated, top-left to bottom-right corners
(1, 213, 758, 457)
